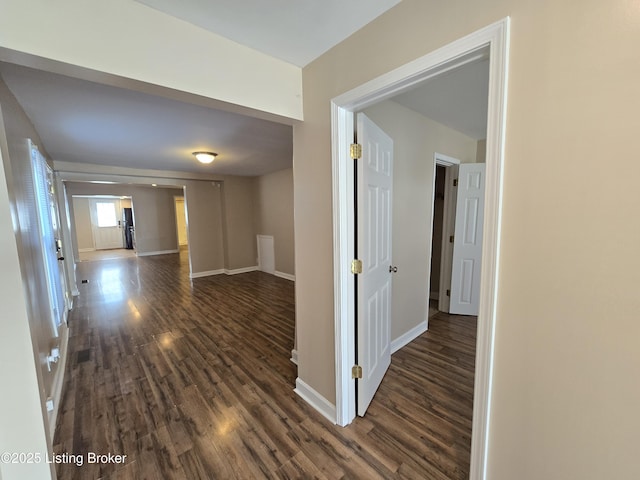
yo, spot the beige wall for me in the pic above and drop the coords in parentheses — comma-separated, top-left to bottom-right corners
(363, 100, 477, 341)
(184, 180, 225, 273)
(71, 196, 94, 252)
(65, 183, 179, 255)
(476, 138, 487, 163)
(294, 1, 640, 479)
(254, 168, 295, 276)
(0, 79, 59, 478)
(221, 177, 258, 271)
(0, 0, 303, 120)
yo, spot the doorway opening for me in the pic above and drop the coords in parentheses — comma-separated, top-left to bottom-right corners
(430, 154, 461, 315)
(71, 195, 135, 262)
(430, 164, 448, 308)
(174, 195, 188, 248)
(331, 19, 509, 480)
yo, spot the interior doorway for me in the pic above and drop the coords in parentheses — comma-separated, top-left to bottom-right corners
(430, 154, 461, 314)
(71, 195, 134, 261)
(430, 165, 447, 306)
(330, 19, 510, 480)
(174, 195, 188, 246)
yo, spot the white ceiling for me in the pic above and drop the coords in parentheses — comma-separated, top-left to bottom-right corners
(0, 62, 293, 176)
(392, 58, 489, 140)
(134, 0, 403, 67)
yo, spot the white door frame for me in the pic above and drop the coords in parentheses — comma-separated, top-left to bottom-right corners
(330, 18, 509, 480)
(432, 153, 460, 314)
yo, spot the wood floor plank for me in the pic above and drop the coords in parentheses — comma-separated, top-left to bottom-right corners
(274, 451, 328, 480)
(55, 248, 476, 479)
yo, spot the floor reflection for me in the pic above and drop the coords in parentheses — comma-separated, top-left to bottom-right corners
(98, 266, 125, 303)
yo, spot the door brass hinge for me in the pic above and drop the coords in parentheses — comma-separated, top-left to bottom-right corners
(446, 289, 451, 297)
(449, 235, 454, 243)
(350, 143, 362, 159)
(352, 365, 363, 379)
(453, 178, 458, 186)
(351, 259, 363, 274)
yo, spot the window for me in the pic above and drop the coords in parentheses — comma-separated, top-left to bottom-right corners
(96, 202, 118, 227)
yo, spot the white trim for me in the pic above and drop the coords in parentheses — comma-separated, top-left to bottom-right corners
(331, 100, 356, 428)
(391, 320, 428, 354)
(434, 153, 461, 165)
(48, 326, 69, 439)
(136, 249, 179, 257)
(78, 247, 96, 253)
(330, 18, 510, 480)
(294, 378, 336, 424)
(189, 267, 264, 278)
(189, 269, 225, 279)
(196, 265, 293, 278)
(224, 266, 259, 275)
(274, 271, 296, 281)
(290, 349, 298, 365)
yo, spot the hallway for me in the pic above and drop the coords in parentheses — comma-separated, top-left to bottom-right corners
(54, 249, 475, 479)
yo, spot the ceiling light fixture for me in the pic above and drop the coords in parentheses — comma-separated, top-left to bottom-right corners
(193, 151, 218, 164)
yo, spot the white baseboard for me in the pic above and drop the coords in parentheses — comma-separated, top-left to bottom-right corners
(137, 249, 179, 257)
(290, 349, 298, 365)
(294, 378, 336, 424)
(190, 269, 225, 279)
(78, 248, 95, 253)
(48, 326, 69, 440)
(189, 266, 292, 279)
(275, 271, 296, 281)
(391, 320, 429, 354)
(224, 266, 259, 275)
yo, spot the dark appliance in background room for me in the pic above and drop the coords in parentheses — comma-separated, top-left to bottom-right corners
(122, 207, 135, 249)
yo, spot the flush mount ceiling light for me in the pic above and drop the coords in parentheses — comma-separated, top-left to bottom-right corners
(193, 151, 218, 164)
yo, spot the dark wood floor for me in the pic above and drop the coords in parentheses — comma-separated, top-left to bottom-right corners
(54, 248, 476, 479)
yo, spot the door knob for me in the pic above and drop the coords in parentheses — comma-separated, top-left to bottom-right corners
(57, 257, 65, 261)
(389, 265, 397, 273)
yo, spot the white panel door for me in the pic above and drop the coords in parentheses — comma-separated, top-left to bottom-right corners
(257, 235, 275, 274)
(450, 163, 486, 315)
(90, 199, 123, 250)
(31, 142, 67, 333)
(357, 113, 393, 416)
